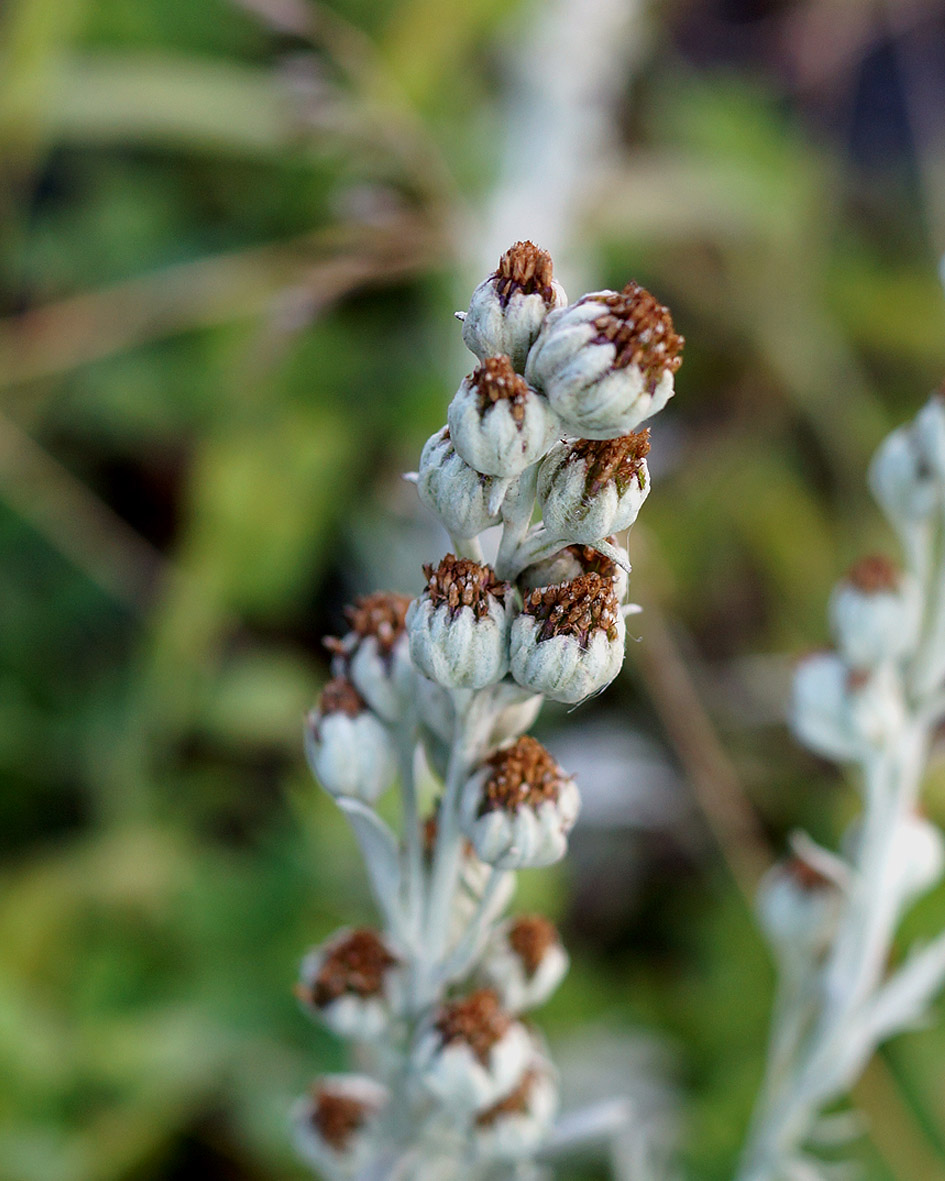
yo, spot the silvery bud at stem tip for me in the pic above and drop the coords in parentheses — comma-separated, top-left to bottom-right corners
(297, 928, 404, 1041)
(417, 426, 507, 538)
(407, 555, 513, 689)
(411, 989, 533, 1112)
(293, 1075, 388, 1178)
(305, 678, 397, 803)
(460, 736, 580, 870)
(510, 573, 626, 704)
(538, 431, 650, 546)
(519, 537, 630, 603)
(480, 914, 569, 1012)
(447, 355, 560, 477)
(525, 282, 683, 440)
(756, 854, 844, 959)
(325, 592, 414, 723)
(462, 241, 568, 373)
(472, 1059, 559, 1162)
(828, 555, 919, 670)
(791, 652, 906, 765)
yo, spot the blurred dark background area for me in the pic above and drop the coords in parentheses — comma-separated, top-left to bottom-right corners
(3, 0, 945, 1178)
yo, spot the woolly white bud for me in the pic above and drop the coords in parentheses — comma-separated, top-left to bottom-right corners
(297, 928, 404, 1041)
(472, 1057, 559, 1162)
(756, 855, 844, 959)
(412, 990, 533, 1113)
(519, 537, 630, 603)
(791, 653, 906, 765)
(846, 812, 945, 907)
(460, 737, 580, 870)
(407, 555, 513, 689)
(462, 241, 568, 372)
(417, 427, 506, 539)
(828, 556, 919, 670)
(869, 423, 939, 528)
(305, 679, 397, 803)
(480, 914, 569, 1013)
(525, 283, 683, 439)
(447, 356, 560, 477)
(510, 574, 626, 704)
(538, 432, 650, 545)
(326, 592, 414, 723)
(293, 1075, 388, 1178)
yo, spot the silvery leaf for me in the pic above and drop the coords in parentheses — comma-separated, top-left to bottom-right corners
(336, 798, 404, 938)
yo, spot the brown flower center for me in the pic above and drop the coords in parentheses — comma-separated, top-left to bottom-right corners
(589, 282, 683, 390)
(308, 929, 397, 1007)
(522, 572, 620, 646)
(478, 736, 566, 814)
(494, 241, 556, 308)
(435, 989, 511, 1064)
(564, 540, 619, 580)
(472, 355, 532, 426)
(319, 677, 364, 718)
(422, 554, 510, 621)
(475, 1068, 539, 1127)
(845, 555, 899, 594)
(569, 430, 650, 496)
(311, 1087, 373, 1150)
(507, 914, 558, 978)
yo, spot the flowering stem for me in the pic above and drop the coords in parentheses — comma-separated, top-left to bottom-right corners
(438, 865, 510, 985)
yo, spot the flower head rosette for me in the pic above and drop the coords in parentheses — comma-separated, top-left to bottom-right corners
(520, 537, 630, 603)
(460, 736, 580, 870)
(407, 555, 513, 689)
(418, 426, 507, 539)
(510, 572, 626, 704)
(305, 677, 397, 803)
(525, 281, 683, 439)
(298, 928, 403, 1041)
(472, 1059, 559, 1162)
(293, 1075, 388, 1178)
(461, 241, 567, 373)
(538, 430, 650, 546)
(412, 988, 532, 1113)
(325, 592, 414, 722)
(828, 556, 919, 671)
(479, 914, 569, 1012)
(447, 355, 559, 477)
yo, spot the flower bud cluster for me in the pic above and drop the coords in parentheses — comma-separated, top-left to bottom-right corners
(294, 244, 682, 1179)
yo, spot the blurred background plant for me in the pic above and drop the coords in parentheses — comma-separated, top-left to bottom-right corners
(3, 1, 945, 1179)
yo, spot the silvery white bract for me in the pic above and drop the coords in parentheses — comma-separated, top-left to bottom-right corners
(790, 652, 906, 765)
(828, 562, 919, 671)
(411, 1001, 533, 1113)
(407, 593, 512, 690)
(334, 633, 414, 725)
(524, 287, 680, 440)
(305, 702, 397, 804)
(461, 770, 581, 870)
(479, 919, 569, 1013)
(472, 1058, 559, 1162)
(447, 360, 560, 478)
(293, 1075, 388, 1179)
(461, 243, 567, 373)
(869, 423, 939, 528)
(510, 611, 626, 705)
(298, 929, 404, 1042)
(537, 439, 650, 545)
(418, 427, 505, 539)
(756, 859, 844, 960)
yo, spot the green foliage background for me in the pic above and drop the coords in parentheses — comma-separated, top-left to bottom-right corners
(2, 1, 945, 1178)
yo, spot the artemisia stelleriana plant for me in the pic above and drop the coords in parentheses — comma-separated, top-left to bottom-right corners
(293, 243, 683, 1181)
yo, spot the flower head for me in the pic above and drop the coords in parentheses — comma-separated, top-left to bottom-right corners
(305, 677, 397, 803)
(525, 282, 682, 438)
(325, 592, 414, 722)
(510, 573, 626, 703)
(480, 914, 569, 1012)
(298, 928, 403, 1040)
(472, 1060, 558, 1162)
(461, 737, 580, 869)
(407, 555, 513, 689)
(538, 431, 650, 545)
(294, 1075, 388, 1178)
(462, 242, 568, 372)
(828, 556, 919, 671)
(417, 426, 509, 539)
(520, 537, 629, 602)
